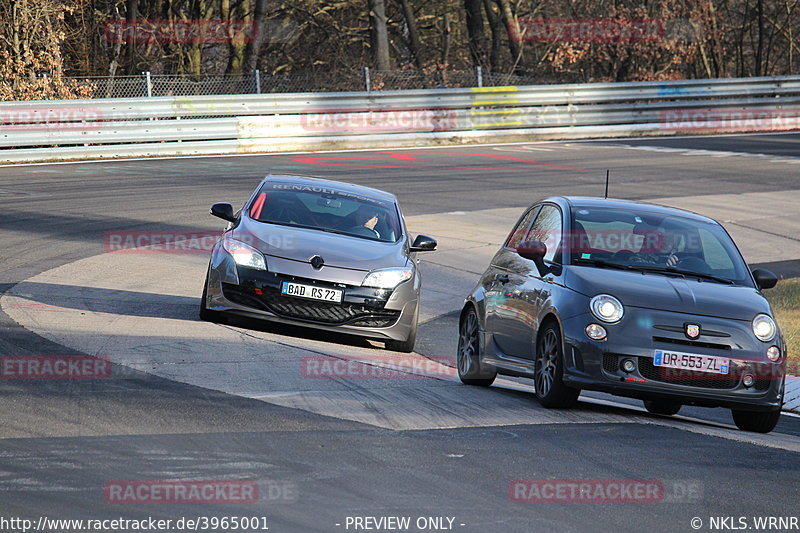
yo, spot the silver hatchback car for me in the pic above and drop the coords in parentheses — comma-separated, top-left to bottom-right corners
(200, 175, 436, 351)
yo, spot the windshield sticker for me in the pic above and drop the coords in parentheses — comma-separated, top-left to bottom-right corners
(266, 182, 387, 207)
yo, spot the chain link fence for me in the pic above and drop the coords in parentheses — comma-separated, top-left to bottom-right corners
(1, 68, 573, 100)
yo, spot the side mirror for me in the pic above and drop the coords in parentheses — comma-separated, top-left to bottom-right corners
(210, 202, 236, 223)
(517, 240, 547, 273)
(752, 268, 778, 290)
(410, 234, 437, 252)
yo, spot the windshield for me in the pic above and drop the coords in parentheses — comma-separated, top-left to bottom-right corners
(247, 182, 401, 243)
(569, 206, 752, 285)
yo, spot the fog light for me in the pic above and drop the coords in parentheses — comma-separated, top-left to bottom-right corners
(585, 323, 607, 341)
(766, 346, 781, 362)
(622, 359, 636, 373)
(742, 374, 755, 387)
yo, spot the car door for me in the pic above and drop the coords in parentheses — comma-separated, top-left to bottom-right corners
(484, 206, 539, 354)
(490, 204, 564, 361)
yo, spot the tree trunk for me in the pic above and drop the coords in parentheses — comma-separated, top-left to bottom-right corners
(464, 0, 487, 67)
(496, 0, 523, 74)
(244, 0, 268, 72)
(187, 0, 212, 77)
(482, 0, 502, 71)
(369, 0, 391, 70)
(125, 0, 138, 74)
(707, 0, 724, 77)
(397, 0, 422, 68)
(226, 0, 247, 74)
(440, 11, 451, 84)
(755, 0, 765, 76)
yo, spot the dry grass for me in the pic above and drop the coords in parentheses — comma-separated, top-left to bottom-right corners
(765, 278, 800, 372)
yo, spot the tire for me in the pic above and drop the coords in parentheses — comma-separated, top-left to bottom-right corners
(456, 307, 496, 386)
(386, 327, 416, 353)
(385, 305, 418, 353)
(731, 409, 781, 433)
(643, 399, 682, 416)
(534, 322, 579, 408)
(199, 270, 226, 324)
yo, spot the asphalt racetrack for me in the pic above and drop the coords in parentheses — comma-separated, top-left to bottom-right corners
(1, 133, 799, 532)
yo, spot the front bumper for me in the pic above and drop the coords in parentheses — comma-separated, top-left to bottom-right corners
(204, 252, 418, 342)
(560, 310, 786, 412)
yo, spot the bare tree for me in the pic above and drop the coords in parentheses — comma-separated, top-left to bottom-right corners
(464, 0, 487, 67)
(755, 0, 765, 75)
(369, 0, 391, 70)
(397, 0, 422, 68)
(495, 0, 523, 74)
(482, 0, 502, 71)
(244, 0, 268, 72)
(0, 0, 92, 99)
(125, 0, 138, 74)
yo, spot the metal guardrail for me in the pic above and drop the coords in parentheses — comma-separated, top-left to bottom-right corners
(2, 75, 800, 163)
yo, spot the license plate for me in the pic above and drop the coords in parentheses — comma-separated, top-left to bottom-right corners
(281, 282, 342, 303)
(653, 349, 729, 375)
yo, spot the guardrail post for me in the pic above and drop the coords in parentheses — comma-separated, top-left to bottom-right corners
(475, 66, 483, 88)
(144, 71, 153, 97)
(253, 69, 261, 94)
(363, 66, 371, 92)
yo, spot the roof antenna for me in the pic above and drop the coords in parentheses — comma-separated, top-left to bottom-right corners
(604, 169, 609, 199)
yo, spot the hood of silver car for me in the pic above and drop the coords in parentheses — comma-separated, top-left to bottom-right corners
(233, 220, 408, 273)
(565, 266, 771, 321)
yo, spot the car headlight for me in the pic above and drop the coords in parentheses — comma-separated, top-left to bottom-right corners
(223, 236, 267, 270)
(752, 314, 776, 342)
(362, 267, 413, 289)
(590, 294, 624, 323)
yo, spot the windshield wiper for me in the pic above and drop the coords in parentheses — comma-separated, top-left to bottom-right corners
(262, 220, 341, 234)
(572, 258, 633, 271)
(262, 220, 382, 241)
(627, 265, 735, 285)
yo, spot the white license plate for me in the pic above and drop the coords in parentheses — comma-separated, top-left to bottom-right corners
(281, 282, 342, 303)
(653, 350, 729, 375)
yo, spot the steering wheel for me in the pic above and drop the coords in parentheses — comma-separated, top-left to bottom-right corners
(674, 256, 712, 274)
(347, 225, 380, 239)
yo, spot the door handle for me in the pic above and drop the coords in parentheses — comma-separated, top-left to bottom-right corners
(496, 273, 510, 283)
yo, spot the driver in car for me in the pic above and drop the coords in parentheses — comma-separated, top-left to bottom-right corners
(350, 206, 382, 238)
(635, 228, 684, 266)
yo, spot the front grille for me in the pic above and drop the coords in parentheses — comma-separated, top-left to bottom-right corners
(638, 356, 741, 389)
(602, 354, 619, 373)
(652, 336, 731, 351)
(653, 325, 730, 338)
(223, 284, 400, 327)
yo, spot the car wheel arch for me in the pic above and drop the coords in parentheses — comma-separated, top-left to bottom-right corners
(460, 300, 481, 328)
(536, 313, 564, 356)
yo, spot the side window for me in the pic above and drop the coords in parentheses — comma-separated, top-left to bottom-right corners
(505, 207, 539, 250)
(527, 205, 563, 262)
(699, 229, 734, 271)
